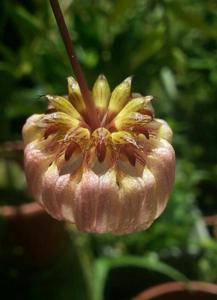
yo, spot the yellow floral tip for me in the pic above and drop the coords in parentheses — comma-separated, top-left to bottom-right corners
(67, 76, 86, 113)
(46, 95, 81, 119)
(107, 76, 133, 116)
(22, 75, 175, 235)
(93, 74, 110, 111)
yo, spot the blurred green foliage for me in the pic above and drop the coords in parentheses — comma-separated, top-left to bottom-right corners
(0, 0, 217, 300)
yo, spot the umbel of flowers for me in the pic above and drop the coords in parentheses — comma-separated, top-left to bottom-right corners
(23, 75, 175, 234)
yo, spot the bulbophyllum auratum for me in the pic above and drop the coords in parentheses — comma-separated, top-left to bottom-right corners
(23, 75, 175, 234)
(22, 0, 175, 234)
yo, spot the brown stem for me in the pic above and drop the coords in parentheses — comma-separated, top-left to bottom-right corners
(49, 0, 99, 129)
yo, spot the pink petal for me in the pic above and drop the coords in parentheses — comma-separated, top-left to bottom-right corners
(24, 142, 54, 205)
(73, 170, 99, 232)
(74, 169, 121, 233)
(22, 114, 43, 145)
(94, 170, 121, 233)
(146, 139, 175, 218)
(41, 164, 62, 220)
(55, 174, 77, 223)
(115, 169, 157, 234)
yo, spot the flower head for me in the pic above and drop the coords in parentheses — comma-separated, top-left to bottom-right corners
(23, 75, 175, 234)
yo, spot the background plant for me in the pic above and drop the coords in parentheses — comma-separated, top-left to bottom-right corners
(0, 1, 217, 300)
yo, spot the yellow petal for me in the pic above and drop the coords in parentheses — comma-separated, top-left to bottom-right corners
(115, 96, 154, 120)
(22, 114, 44, 145)
(91, 127, 110, 143)
(46, 95, 81, 119)
(41, 112, 80, 128)
(114, 112, 152, 130)
(92, 74, 110, 109)
(110, 131, 138, 148)
(108, 76, 132, 114)
(67, 76, 86, 113)
(64, 127, 90, 148)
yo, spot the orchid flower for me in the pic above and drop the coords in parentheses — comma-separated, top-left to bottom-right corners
(23, 75, 175, 234)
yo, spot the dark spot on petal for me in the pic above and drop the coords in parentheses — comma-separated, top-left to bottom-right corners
(44, 124, 59, 139)
(132, 126, 150, 139)
(96, 142, 106, 163)
(139, 109, 154, 119)
(65, 141, 78, 161)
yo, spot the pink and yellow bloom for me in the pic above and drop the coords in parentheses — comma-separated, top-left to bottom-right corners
(23, 75, 175, 234)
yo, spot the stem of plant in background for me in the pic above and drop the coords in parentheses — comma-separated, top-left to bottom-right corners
(69, 230, 95, 300)
(49, 0, 99, 129)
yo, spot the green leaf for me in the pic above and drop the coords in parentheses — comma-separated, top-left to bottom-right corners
(130, 26, 165, 69)
(11, 5, 42, 34)
(93, 255, 188, 300)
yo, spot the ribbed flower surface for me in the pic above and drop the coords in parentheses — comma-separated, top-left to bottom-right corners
(23, 75, 175, 234)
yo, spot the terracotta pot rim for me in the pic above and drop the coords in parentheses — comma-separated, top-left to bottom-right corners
(0, 201, 43, 219)
(134, 281, 217, 300)
(203, 215, 217, 226)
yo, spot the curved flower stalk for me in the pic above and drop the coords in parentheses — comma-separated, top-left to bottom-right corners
(23, 76, 175, 234)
